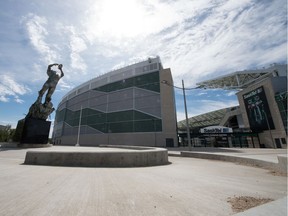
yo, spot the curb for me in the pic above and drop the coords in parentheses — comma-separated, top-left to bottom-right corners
(180, 151, 287, 174)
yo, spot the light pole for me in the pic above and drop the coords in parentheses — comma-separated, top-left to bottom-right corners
(161, 80, 197, 151)
(182, 80, 192, 151)
(76, 105, 83, 146)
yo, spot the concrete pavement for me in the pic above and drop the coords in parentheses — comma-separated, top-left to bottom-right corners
(168, 147, 287, 174)
(168, 147, 288, 215)
(0, 146, 287, 216)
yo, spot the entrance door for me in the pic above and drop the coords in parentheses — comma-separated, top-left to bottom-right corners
(275, 138, 282, 148)
(166, 138, 174, 147)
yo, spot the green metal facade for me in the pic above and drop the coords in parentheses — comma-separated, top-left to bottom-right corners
(54, 71, 162, 137)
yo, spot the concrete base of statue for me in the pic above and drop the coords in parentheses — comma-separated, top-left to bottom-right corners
(15, 118, 51, 145)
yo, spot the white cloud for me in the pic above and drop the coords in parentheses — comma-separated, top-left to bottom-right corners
(0, 95, 9, 103)
(22, 13, 58, 63)
(31, 63, 44, 82)
(0, 75, 31, 103)
(57, 80, 74, 92)
(226, 91, 237, 97)
(197, 92, 208, 96)
(14, 96, 24, 104)
(17, 0, 286, 93)
(134, 0, 287, 86)
(67, 27, 88, 72)
(83, 0, 182, 43)
(70, 52, 87, 72)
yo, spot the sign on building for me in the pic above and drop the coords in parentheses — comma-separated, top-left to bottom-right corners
(200, 126, 233, 133)
(242, 86, 275, 131)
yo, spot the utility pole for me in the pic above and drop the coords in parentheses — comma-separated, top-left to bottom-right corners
(182, 80, 192, 151)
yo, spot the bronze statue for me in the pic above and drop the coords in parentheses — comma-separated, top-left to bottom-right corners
(26, 63, 64, 120)
(38, 63, 64, 104)
(26, 101, 54, 120)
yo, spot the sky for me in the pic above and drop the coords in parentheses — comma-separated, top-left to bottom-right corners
(0, 0, 287, 130)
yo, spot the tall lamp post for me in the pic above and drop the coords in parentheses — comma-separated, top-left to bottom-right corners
(161, 79, 197, 151)
(76, 105, 83, 147)
(182, 80, 192, 151)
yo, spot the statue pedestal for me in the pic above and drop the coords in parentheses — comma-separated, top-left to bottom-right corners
(15, 118, 51, 144)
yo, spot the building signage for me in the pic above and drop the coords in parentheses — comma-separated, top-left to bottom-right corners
(243, 86, 275, 131)
(200, 126, 233, 133)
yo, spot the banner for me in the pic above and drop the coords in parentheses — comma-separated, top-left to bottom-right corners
(243, 86, 275, 131)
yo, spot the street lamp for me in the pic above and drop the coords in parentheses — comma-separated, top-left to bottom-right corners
(76, 105, 83, 147)
(161, 79, 198, 151)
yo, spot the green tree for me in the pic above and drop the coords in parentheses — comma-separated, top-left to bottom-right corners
(0, 125, 15, 142)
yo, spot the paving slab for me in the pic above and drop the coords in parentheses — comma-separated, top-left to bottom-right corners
(0, 147, 287, 216)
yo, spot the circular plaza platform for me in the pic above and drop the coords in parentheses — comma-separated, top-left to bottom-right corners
(24, 145, 169, 167)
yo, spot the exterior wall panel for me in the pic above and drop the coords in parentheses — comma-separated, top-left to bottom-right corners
(53, 57, 177, 147)
(237, 76, 287, 148)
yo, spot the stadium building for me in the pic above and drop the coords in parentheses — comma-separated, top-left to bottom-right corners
(53, 57, 178, 147)
(178, 64, 287, 148)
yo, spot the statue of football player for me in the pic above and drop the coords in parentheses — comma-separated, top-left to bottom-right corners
(38, 63, 64, 105)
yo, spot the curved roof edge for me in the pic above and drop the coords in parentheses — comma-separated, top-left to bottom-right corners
(196, 64, 287, 90)
(59, 56, 162, 105)
(178, 106, 240, 129)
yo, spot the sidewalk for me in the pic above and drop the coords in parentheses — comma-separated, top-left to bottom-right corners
(167, 147, 287, 174)
(167, 147, 287, 215)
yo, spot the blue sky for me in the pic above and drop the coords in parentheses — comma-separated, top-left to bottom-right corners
(0, 0, 287, 129)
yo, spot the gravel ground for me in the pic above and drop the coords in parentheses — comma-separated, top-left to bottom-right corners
(227, 196, 274, 213)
